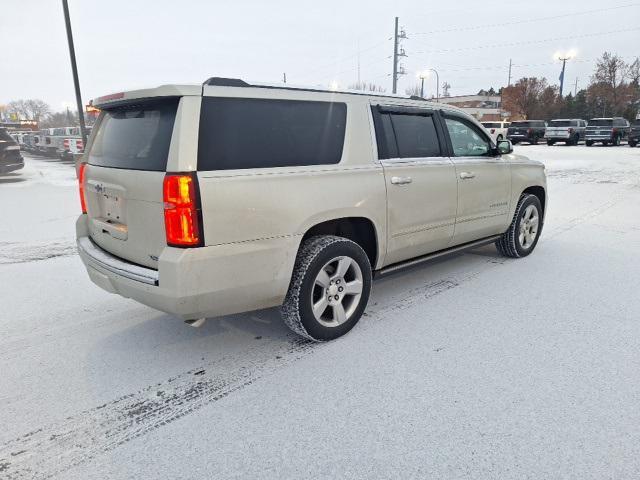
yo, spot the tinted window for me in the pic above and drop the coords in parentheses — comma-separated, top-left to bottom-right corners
(445, 117, 491, 157)
(482, 122, 501, 128)
(589, 119, 613, 126)
(388, 113, 441, 158)
(510, 121, 532, 127)
(198, 98, 346, 170)
(88, 98, 178, 171)
(549, 120, 576, 127)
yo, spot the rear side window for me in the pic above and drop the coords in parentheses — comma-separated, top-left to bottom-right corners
(198, 98, 346, 170)
(88, 98, 178, 171)
(374, 111, 441, 159)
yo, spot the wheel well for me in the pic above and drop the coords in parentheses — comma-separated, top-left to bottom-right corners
(523, 186, 546, 218)
(302, 217, 378, 267)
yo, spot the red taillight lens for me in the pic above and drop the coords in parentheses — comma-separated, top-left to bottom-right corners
(78, 163, 87, 213)
(64, 139, 70, 149)
(568, 128, 574, 134)
(163, 173, 202, 247)
(527, 128, 533, 134)
(77, 139, 84, 152)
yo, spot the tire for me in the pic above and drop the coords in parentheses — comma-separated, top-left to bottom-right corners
(496, 194, 543, 258)
(281, 235, 372, 341)
(602, 141, 609, 146)
(511, 140, 519, 145)
(630, 141, 637, 148)
(573, 133, 580, 145)
(547, 139, 555, 146)
(613, 135, 621, 146)
(530, 136, 538, 145)
(586, 140, 593, 147)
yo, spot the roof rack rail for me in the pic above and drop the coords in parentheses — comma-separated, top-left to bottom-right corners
(203, 77, 250, 87)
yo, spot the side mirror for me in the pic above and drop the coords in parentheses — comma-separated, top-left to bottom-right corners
(497, 139, 513, 154)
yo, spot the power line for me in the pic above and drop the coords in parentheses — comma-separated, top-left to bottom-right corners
(411, 2, 640, 36)
(412, 27, 640, 56)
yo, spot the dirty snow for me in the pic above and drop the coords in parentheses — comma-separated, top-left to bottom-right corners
(1, 145, 639, 479)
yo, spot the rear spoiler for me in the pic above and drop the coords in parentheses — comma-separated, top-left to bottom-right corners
(92, 84, 201, 109)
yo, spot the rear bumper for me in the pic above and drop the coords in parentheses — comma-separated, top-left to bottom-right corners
(507, 134, 532, 141)
(76, 216, 299, 320)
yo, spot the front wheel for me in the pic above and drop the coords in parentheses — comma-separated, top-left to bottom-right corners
(281, 235, 372, 341)
(496, 194, 543, 258)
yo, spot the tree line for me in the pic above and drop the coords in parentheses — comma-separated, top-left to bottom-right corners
(501, 52, 639, 121)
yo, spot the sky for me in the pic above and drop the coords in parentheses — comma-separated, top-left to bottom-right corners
(1, 0, 639, 112)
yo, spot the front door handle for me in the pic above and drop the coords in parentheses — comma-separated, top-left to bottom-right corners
(391, 176, 413, 185)
(459, 171, 476, 179)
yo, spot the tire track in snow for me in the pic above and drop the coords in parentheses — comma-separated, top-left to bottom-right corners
(0, 255, 504, 479)
(0, 241, 76, 265)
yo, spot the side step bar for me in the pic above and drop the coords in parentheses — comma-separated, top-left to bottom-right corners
(374, 235, 502, 279)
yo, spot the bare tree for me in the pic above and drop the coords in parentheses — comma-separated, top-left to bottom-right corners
(7, 99, 29, 119)
(24, 99, 51, 122)
(405, 84, 422, 97)
(501, 77, 548, 119)
(442, 82, 451, 97)
(348, 81, 386, 93)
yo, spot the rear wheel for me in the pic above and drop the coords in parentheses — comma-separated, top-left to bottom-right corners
(530, 135, 538, 145)
(630, 140, 638, 147)
(496, 194, 543, 258)
(613, 135, 621, 146)
(586, 140, 594, 147)
(547, 139, 555, 146)
(281, 235, 372, 341)
(603, 140, 609, 146)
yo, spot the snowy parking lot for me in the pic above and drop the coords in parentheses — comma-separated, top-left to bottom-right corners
(1, 144, 640, 479)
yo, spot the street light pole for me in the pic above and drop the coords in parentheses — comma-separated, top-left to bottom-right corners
(420, 77, 424, 98)
(62, 0, 88, 147)
(428, 68, 440, 102)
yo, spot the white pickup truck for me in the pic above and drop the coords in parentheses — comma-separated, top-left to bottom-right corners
(481, 121, 510, 143)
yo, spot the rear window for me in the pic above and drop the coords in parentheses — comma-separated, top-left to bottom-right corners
(510, 121, 532, 127)
(197, 97, 347, 171)
(589, 119, 613, 126)
(482, 122, 501, 128)
(87, 98, 178, 171)
(549, 120, 576, 127)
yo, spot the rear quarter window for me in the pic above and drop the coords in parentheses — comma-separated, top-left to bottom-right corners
(197, 98, 347, 171)
(87, 98, 178, 171)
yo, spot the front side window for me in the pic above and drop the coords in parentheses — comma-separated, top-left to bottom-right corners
(444, 117, 491, 157)
(198, 98, 346, 170)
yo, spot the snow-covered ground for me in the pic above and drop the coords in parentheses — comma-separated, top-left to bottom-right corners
(1, 145, 639, 479)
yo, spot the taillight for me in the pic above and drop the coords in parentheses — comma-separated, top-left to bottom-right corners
(77, 139, 83, 152)
(568, 128, 574, 134)
(78, 163, 87, 214)
(527, 128, 533, 134)
(63, 139, 70, 149)
(163, 173, 202, 247)
(490, 128, 496, 134)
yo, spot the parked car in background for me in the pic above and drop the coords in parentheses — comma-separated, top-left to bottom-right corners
(0, 128, 25, 174)
(627, 120, 639, 147)
(481, 121, 510, 143)
(545, 119, 587, 145)
(507, 120, 546, 145)
(585, 118, 630, 146)
(76, 78, 547, 341)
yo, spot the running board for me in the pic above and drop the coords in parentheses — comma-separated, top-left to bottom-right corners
(374, 235, 502, 279)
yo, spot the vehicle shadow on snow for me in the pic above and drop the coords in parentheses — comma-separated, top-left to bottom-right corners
(0, 173, 26, 184)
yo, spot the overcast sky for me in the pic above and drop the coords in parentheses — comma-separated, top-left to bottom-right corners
(1, 0, 638, 111)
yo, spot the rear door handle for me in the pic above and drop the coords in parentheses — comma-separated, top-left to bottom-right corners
(391, 176, 413, 185)
(459, 171, 475, 179)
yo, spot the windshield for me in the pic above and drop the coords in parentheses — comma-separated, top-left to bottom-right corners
(589, 119, 613, 126)
(549, 120, 575, 127)
(87, 98, 178, 171)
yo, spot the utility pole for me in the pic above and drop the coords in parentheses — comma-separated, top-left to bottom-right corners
(574, 77, 578, 96)
(507, 59, 512, 87)
(558, 56, 570, 97)
(357, 39, 361, 85)
(283, 72, 287, 84)
(391, 17, 407, 94)
(62, 0, 88, 147)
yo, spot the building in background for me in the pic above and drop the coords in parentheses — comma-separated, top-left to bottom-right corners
(437, 94, 508, 121)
